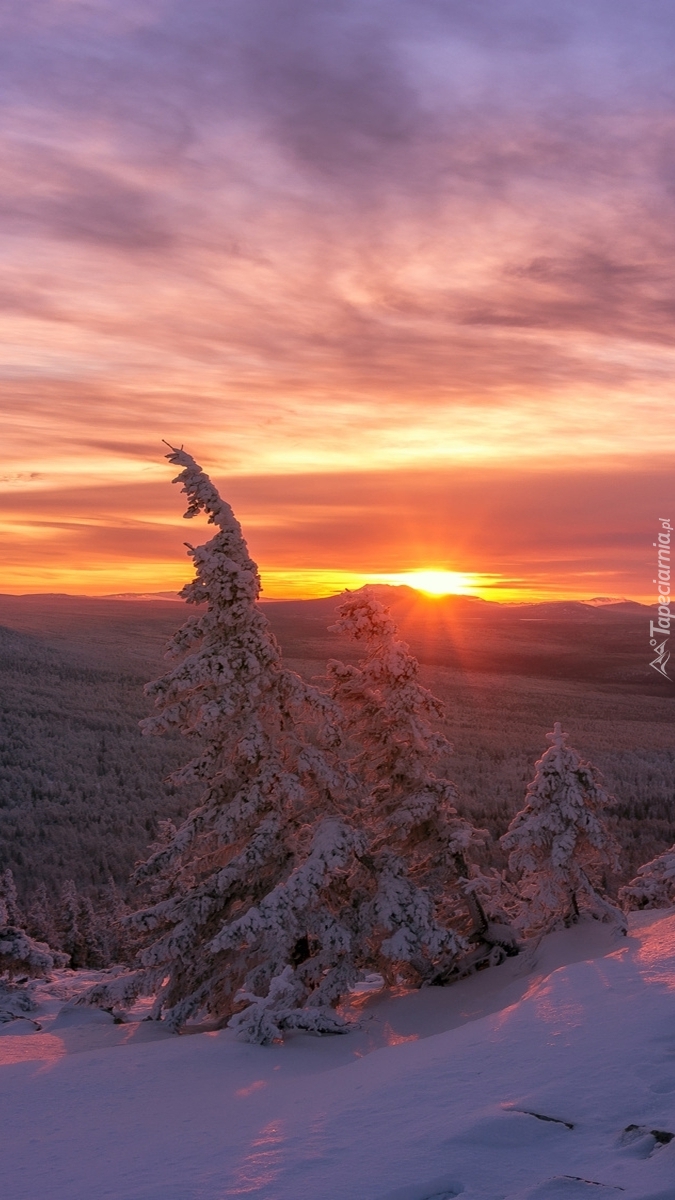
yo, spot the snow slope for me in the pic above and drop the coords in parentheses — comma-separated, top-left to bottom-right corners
(1, 913, 674, 1200)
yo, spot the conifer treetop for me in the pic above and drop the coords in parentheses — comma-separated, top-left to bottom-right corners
(162, 443, 261, 617)
(546, 721, 568, 750)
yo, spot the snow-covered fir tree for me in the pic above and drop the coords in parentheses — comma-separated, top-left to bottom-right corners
(0, 926, 66, 982)
(58, 880, 87, 969)
(99, 877, 135, 965)
(619, 843, 675, 910)
(117, 447, 366, 1039)
(77, 895, 108, 969)
(25, 882, 55, 948)
(501, 722, 625, 937)
(327, 589, 516, 980)
(0, 869, 23, 928)
(1, 870, 68, 989)
(0, 907, 68, 1023)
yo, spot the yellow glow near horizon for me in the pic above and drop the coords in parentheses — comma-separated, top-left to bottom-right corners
(381, 570, 476, 596)
(258, 568, 487, 600)
(0, 562, 653, 605)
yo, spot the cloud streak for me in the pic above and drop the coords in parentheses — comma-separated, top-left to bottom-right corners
(1, 1, 674, 594)
(1, 462, 668, 601)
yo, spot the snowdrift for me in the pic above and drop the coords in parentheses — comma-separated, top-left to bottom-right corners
(1, 912, 674, 1200)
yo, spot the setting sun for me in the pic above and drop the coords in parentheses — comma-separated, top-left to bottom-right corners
(383, 570, 477, 597)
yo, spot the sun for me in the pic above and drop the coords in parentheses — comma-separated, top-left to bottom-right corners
(385, 570, 476, 597)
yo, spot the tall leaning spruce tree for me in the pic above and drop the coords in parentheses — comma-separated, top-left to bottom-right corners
(122, 447, 364, 1038)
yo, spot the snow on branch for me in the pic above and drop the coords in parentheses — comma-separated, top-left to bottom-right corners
(501, 722, 625, 937)
(0, 925, 68, 980)
(109, 448, 358, 1039)
(619, 843, 675, 911)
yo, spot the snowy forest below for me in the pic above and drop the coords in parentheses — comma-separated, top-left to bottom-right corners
(0, 591, 673, 916)
(0, 599, 673, 979)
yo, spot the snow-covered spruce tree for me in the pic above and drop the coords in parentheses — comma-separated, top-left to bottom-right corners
(0, 869, 23, 928)
(99, 877, 135, 965)
(500, 723, 625, 937)
(326, 589, 515, 983)
(114, 447, 366, 1040)
(1, 873, 68, 989)
(77, 895, 109, 968)
(58, 880, 88, 969)
(0, 925, 67, 981)
(25, 882, 56, 948)
(0, 905, 68, 1022)
(619, 844, 675, 911)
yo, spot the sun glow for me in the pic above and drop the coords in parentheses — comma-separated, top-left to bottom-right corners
(382, 570, 477, 597)
(259, 567, 482, 600)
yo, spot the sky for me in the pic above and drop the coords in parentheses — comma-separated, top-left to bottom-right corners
(2, 0, 674, 601)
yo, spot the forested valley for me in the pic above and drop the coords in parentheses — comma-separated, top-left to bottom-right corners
(0, 591, 673, 955)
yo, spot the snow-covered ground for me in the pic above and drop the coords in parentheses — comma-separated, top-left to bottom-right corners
(2, 913, 674, 1200)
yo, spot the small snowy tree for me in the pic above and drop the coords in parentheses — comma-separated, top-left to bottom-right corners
(77, 895, 109, 968)
(25, 882, 56, 947)
(120, 447, 364, 1037)
(619, 844, 675, 910)
(327, 589, 512, 982)
(0, 927, 66, 980)
(0, 869, 23, 928)
(1, 873, 68, 993)
(0, 915, 69, 1023)
(501, 723, 625, 937)
(58, 880, 87, 968)
(98, 877, 135, 965)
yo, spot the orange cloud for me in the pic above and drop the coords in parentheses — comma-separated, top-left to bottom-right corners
(0, 463, 668, 601)
(1, 2, 675, 600)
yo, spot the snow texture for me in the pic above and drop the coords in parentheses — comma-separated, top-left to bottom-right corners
(1, 912, 674, 1200)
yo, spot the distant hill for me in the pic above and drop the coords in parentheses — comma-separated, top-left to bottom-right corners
(0, 588, 665, 689)
(259, 587, 662, 691)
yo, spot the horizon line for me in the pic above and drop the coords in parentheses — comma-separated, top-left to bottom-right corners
(0, 587, 652, 610)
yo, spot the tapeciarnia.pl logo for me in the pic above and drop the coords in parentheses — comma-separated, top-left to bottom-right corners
(650, 517, 672, 680)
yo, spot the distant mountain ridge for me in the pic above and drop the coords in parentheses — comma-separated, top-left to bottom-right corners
(0, 587, 665, 690)
(0, 587, 654, 614)
(99, 585, 651, 614)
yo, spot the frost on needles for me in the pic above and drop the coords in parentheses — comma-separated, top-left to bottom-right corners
(619, 842, 675, 910)
(116, 447, 366, 1038)
(501, 723, 626, 937)
(1, 869, 68, 1024)
(327, 590, 503, 983)
(92, 448, 490, 1042)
